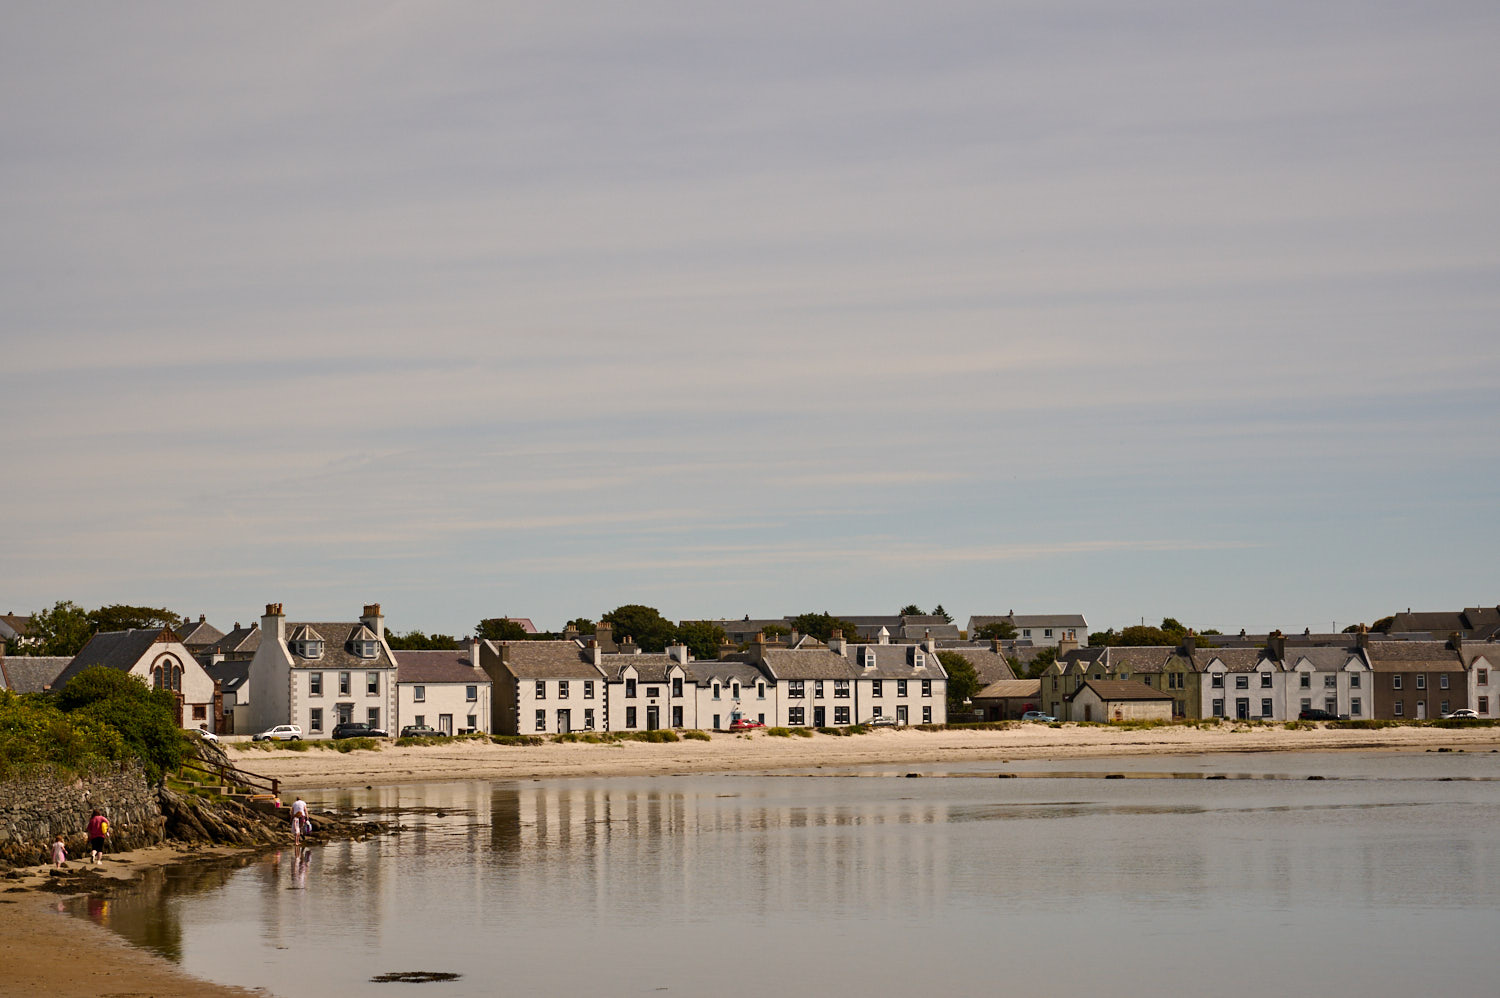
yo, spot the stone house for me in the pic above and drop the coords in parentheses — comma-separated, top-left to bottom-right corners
(54, 627, 220, 732)
(1366, 639, 1467, 720)
(1066, 679, 1174, 722)
(246, 603, 398, 738)
(396, 639, 491, 735)
(479, 639, 607, 735)
(602, 646, 696, 731)
(692, 659, 773, 730)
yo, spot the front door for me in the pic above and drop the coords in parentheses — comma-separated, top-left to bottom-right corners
(1416, 701, 1426, 719)
(439, 714, 453, 736)
(646, 706, 659, 731)
(557, 709, 571, 734)
(896, 705, 908, 724)
(337, 703, 354, 725)
(813, 706, 825, 727)
(1236, 699, 1249, 720)
(1083, 704, 1092, 722)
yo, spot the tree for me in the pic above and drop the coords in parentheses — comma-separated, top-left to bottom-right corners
(563, 618, 595, 635)
(1160, 617, 1186, 637)
(788, 611, 863, 644)
(899, 604, 923, 617)
(1111, 625, 1176, 646)
(675, 621, 727, 661)
(761, 623, 791, 639)
(937, 651, 981, 709)
(975, 620, 1017, 641)
(89, 605, 183, 634)
(600, 605, 678, 653)
(26, 601, 94, 657)
(57, 667, 185, 780)
(386, 630, 460, 650)
(1020, 647, 1058, 679)
(1371, 615, 1395, 633)
(476, 618, 532, 642)
(931, 605, 953, 624)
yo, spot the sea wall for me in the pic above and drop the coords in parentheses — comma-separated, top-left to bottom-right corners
(0, 763, 166, 867)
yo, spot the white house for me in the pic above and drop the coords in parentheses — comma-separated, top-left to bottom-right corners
(1199, 649, 1281, 720)
(53, 627, 220, 732)
(246, 603, 398, 738)
(601, 646, 696, 731)
(479, 639, 608, 735)
(1281, 646, 1371, 720)
(1460, 640, 1499, 718)
(395, 639, 491, 735)
(847, 636, 948, 726)
(967, 613, 1088, 648)
(692, 660, 773, 730)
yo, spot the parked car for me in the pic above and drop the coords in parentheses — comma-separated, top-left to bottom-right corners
(1442, 708, 1479, 720)
(867, 715, 899, 727)
(1021, 711, 1057, 722)
(399, 724, 443, 738)
(332, 722, 390, 739)
(252, 724, 302, 742)
(1298, 709, 1340, 721)
(195, 727, 220, 743)
(728, 718, 765, 731)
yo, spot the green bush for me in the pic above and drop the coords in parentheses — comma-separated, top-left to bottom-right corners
(844, 724, 871, 735)
(56, 667, 186, 780)
(792, 727, 814, 738)
(491, 734, 545, 747)
(682, 729, 711, 741)
(766, 727, 792, 738)
(0, 690, 129, 779)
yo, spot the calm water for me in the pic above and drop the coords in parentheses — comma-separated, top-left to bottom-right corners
(78, 752, 1500, 997)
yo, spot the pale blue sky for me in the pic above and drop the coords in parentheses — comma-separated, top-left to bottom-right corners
(3, 1, 1497, 636)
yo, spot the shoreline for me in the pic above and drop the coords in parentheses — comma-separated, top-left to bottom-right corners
(6, 723, 1498, 998)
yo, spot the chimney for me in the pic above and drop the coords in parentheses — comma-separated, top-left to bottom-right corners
(924, 629, 935, 655)
(595, 622, 613, 648)
(750, 631, 767, 663)
(828, 628, 846, 657)
(199, 613, 206, 623)
(263, 603, 286, 644)
(1268, 630, 1286, 661)
(1181, 630, 1196, 656)
(470, 635, 483, 669)
(1058, 635, 1079, 658)
(621, 634, 638, 655)
(992, 637, 1004, 653)
(361, 603, 384, 641)
(1356, 624, 1369, 652)
(564, 623, 579, 639)
(667, 642, 689, 664)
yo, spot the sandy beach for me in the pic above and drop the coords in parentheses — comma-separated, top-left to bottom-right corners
(5, 722, 1498, 998)
(241, 722, 1500, 789)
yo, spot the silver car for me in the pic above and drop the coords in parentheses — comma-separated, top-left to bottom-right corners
(252, 724, 303, 742)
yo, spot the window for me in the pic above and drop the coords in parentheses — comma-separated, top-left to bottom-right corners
(731, 682, 739, 698)
(309, 708, 323, 732)
(535, 709, 546, 731)
(1394, 700, 1404, 717)
(309, 672, 323, 696)
(872, 706, 883, 718)
(814, 681, 824, 698)
(1044, 629, 1053, 639)
(414, 714, 425, 727)
(1052, 676, 1059, 690)
(834, 706, 850, 725)
(367, 672, 380, 695)
(1439, 674, 1449, 690)
(1392, 675, 1402, 690)
(625, 679, 637, 698)
(922, 706, 932, 723)
(834, 680, 850, 698)
(872, 680, 883, 697)
(914, 653, 925, 669)
(1023, 629, 1031, 638)
(921, 679, 932, 697)
(584, 708, 595, 729)
(414, 685, 426, 702)
(559, 681, 569, 699)
(757, 682, 765, 699)
(1235, 675, 1249, 690)
(673, 677, 683, 697)
(1477, 669, 1488, 685)
(712, 682, 721, 700)
(1212, 699, 1224, 717)
(625, 706, 637, 728)
(466, 715, 476, 730)
(1324, 675, 1336, 689)
(1415, 675, 1426, 690)
(788, 680, 805, 698)
(897, 680, 908, 697)
(647, 687, 659, 699)
(367, 708, 379, 728)
(1140, 676, 1152, 687)
(1440, 700, 1450, 715)
(1349, 673, 1361, 688)
(466, 685, 477, 701)
(672, 705, 683, 727)
(584, 681, 594, 699)
(193, 703, 207, 720)
(1300, 698, 1311, 712)
(1324, 698, 1336, 714)
(1260, 673, 1272, 688)
(1350, 698, 1361, 716)
(1168, 673, 1183, 690)
(1479, 696, 1489, 714)
(355, 640, 378, 659)
(1299, 673, 1311, 689)
(535, 680, 546, 700)
(339, 672, 351, 695)
(788, 707, 805, 725)
(1261, 699, 1273, 717)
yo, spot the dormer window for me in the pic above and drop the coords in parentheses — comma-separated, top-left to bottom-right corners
(914, 652, 925, 669)
(296, 640, 324, 659)
(354, 640, 379, 659)
(863, 648, 878, 667)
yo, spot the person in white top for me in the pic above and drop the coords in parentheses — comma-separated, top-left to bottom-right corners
(291, 797, 308, 841)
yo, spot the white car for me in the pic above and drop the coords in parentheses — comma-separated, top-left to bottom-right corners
(252, 724, 303, 742)
(195, 727, 220, 743)
(1442, 709, 1479, 720)
(867, 715, 899, 727)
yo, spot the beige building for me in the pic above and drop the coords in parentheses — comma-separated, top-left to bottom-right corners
(54, 627, 221, 732)
(395, 639, 491, 735)
(246, 603, 398, 738)
(1066, 679, 1174, 722)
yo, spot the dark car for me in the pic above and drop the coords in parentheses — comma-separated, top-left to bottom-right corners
(332, 722, 390, 739)
(1298, 708, 1340, 721)
(399, 724, 443, 738)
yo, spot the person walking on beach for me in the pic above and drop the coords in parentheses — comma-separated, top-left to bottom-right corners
(51, 833, 68, 868)
(86, 810, 110, 865)
(291, 797, 308, 841)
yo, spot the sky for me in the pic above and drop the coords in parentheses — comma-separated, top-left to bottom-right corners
(3, 1, 1498, 638)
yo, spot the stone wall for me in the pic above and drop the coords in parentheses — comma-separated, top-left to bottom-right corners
(0, 762, 166, 867)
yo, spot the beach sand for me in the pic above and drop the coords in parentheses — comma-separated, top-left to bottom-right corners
(5, 722, 1498, 997)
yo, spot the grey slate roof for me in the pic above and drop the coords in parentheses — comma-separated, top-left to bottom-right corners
(1101, 647, 1176, 674)
(688, 660, 770, 685)
(206, 659, 251, 696)
(176, 617, 225, 648)
(492, 641, 607, 680)
(850, 644, 949, 679)
(1196, 649, 1271, 672)
(283, 622, 394, 669)
(0, 655, 72, 693)
(1282, 647, 1364, 670)
(938, 647, 1016, 685)
(396, 649, 487, 685)
(212, 624, 261, 657)
(0, 613, 33, 639)
(1364, 640, 1461, 671)
(1068, 679, 1174, 702)
(974, 679, 1041, 700)
(602, 654, 681, 683)
(758, 648, 860, 680)
(53, 629, 177, 688)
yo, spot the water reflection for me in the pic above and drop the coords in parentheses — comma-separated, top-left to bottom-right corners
(75, 767, 1500, 998)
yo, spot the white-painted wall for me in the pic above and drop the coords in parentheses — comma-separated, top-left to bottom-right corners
(397, 680, 490, 734)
